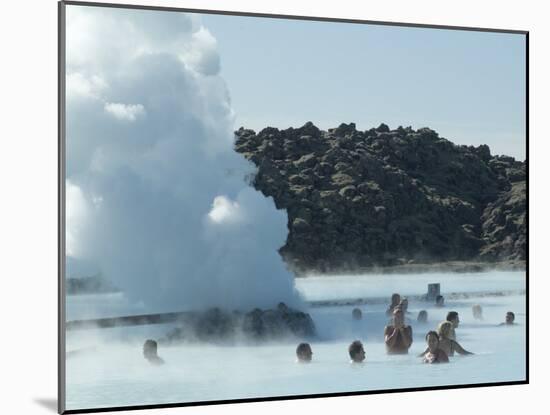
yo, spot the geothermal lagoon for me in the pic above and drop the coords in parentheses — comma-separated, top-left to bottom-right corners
(65, 271, 526, 411)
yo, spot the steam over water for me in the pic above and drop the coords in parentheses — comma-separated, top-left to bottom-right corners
(65, 6, 301, 311)
(66, 271, 526, 410)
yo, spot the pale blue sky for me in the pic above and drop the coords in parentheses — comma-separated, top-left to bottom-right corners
(202, 14, 526, 160)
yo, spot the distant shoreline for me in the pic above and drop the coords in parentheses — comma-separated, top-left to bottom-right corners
(298, 260, 526, 277)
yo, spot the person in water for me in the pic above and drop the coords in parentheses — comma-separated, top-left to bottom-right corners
(398, 298, 410, 314)
(384, 308, 413, 354)
(422, 331, 449, 364)
(435, 295, 445, 307)
(296, 342, 313, 363)
(417, 310, 428, 323)
(446, 311, 460, 340)
(472, 304, 483, 320)
(143, 339, 165, 365)
(386, 293, 401, 316)
(420, 322, 473, 357)
(499, 311, 516, 326)
(352, 308, 363, 320)
(438, 321, 473, 356)
(437, 321, 473, 356)
(348, 340, 366, 363)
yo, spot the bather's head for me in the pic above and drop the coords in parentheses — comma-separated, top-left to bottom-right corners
(505, 311, 515, 325)
(391, 293, 401, 306)
(437, 321, 453, 340)
(352, 308, 363, 320)
(296, 342, 313, 363)
(417, 310, 428, 323)
(426, 331, 440, 353)
(143, 339, 158, 359)
(446, 311, 459, 328)
(435, 295, 445, 307)
(348, 340, 366, 363)
(472, 304, 483, 320)
(398, 298, 409, 313)
(392, 308, 405, 327)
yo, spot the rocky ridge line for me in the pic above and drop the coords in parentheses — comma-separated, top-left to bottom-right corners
(235, 122, 526, 273)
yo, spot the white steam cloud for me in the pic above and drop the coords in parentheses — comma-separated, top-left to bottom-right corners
(104, 103, 146, 122)
(65, 6, 301, 312)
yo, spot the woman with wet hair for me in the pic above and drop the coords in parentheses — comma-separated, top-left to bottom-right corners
(422, 331, 449, 364)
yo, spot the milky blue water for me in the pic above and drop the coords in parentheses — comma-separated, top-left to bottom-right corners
(65, 271, 526, 411)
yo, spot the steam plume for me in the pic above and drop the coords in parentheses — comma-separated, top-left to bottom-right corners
(65, 6, 301, 312)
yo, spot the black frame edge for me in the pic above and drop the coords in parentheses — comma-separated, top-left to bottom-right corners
(62, 0, 528, 35)
(524, 31, 529, 384)
(58, 1, 67, 414)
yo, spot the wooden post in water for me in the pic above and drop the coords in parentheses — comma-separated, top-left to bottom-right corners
(66, 311, 193, 330)
(426, 283, 441, 301)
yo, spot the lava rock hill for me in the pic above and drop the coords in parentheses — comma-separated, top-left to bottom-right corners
(235, 122, 526, 273)
(160, 303, 316, 343)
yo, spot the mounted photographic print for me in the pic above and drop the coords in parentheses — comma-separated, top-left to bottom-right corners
(59, 1, 528, 413)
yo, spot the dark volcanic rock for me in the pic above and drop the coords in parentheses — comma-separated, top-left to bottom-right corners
(234, 122, 526, 273)
(480, 181, 526, 261)
(161, 304, 316, 343)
